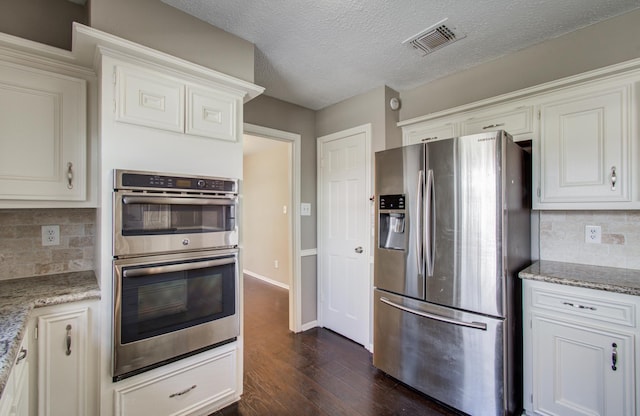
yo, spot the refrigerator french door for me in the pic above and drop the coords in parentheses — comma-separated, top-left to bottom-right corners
(373, 131, 530, 416)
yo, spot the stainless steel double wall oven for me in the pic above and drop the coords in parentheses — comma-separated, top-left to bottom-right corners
(112, 169, 240, 381)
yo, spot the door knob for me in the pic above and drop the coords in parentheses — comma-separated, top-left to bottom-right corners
(355, 246, 363, 254)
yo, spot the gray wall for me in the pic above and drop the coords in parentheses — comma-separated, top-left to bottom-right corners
(89, 0, 255, 82)
(0, 0, 88, 50)
(399, 9, 640, 121)
(244, 95, 317, 323)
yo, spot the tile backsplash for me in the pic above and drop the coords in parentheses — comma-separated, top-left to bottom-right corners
(538, 210, 640, 270)
(0, 209, 95, 280)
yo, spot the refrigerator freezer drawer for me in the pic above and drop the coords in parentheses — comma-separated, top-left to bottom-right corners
(373, 289, 515, 416)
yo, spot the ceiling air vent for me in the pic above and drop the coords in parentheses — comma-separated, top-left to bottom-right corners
(403, 19, 466, 56)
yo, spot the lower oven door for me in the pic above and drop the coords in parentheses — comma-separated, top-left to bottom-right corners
(112, 249, 239, 381)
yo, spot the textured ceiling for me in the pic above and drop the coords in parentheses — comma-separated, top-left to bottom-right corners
(162, 0, 640, 110)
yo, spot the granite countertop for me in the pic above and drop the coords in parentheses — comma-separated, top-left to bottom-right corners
(0, 271, 100, 401)
(519, 260, 640, 296)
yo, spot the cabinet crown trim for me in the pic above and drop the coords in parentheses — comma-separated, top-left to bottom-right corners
(72, 23, 264, 102)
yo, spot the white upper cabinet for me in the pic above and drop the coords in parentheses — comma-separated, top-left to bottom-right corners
(0, 61, 86, 202)
(536, 80, 632, 207)
(115, 64, 240, 142)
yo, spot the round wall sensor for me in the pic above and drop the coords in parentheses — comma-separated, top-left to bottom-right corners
(389, 97, 401, 111)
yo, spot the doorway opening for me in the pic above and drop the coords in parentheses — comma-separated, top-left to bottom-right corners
(243, 124, 302, 332)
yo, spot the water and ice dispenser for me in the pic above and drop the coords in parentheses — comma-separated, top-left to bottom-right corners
(378, 194, 406, 250)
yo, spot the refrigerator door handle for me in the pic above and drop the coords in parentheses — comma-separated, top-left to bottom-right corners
(425, 169, 435, 276)
(416, 170, 425, 276)
(379, 297, 488, 331)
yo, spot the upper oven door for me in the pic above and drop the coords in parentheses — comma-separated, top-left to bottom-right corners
(114, 192, 237, 257)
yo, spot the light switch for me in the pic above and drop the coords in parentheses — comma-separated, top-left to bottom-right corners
(300, 203, 311, 216)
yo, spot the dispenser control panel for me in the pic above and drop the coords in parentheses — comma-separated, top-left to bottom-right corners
(379, 194, 405, 210)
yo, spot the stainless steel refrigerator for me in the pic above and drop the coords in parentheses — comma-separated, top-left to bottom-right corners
(373, 131, 530, 416)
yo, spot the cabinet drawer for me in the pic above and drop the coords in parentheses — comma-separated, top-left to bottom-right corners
(530, 285, 636, 327)
(115, 349, 237, 416)
(461, 105, 533, 139)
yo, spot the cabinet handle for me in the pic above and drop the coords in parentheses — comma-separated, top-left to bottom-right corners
(16, 347, 27, 364)
(421, 136, 437, 142)
(610, 166, 617, 191)
(562, 301, 596, 311)
(611, 342, 618, 371)
(169, 384, 197, 398)
(66, 162, 74, 189)
(482, 123, 505, 130)
(66, 324, 72, 356)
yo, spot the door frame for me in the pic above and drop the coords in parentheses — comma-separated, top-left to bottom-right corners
(317, 123, 373, 349)
(243, 123, 302, 333)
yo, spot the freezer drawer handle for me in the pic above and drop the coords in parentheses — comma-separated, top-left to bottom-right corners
(379, 297, 487, 331)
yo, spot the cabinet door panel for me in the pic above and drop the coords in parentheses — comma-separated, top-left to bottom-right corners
(186, 86, 236, 141)
(116, 65, 184, 133)
(403, 121, 457, 145)
(461, 105, 534, 141)
(38, 308, 88, 416)
(532, 315, 634, 416)
(539, 87, 629, 203)
(0, 63, 86, 201)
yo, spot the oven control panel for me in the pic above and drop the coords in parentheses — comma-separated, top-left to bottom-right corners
(115, 170, 237, 193)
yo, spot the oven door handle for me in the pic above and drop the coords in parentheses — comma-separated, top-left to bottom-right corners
(122, 257, 235, 278)
(122, 196, 236, 206)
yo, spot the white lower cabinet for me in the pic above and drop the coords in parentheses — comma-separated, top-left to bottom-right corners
(113, 345, 238, 416)
(26, 300, 98, 416)
(523, 280, 639, 416)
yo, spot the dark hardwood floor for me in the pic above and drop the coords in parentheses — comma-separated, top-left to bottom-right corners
(212, 275, 460, 416)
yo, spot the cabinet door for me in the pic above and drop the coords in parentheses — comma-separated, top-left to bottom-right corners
(186, 86, 237, 141)
(539, 86, 630, 203)
(532, 314, 635, 416)
(0, 63, 86, 201)
(37, 308, 88, 416)
(403, 120, 457, 145)
(461, 105, 534, 141)
(116, 65, 184, 133)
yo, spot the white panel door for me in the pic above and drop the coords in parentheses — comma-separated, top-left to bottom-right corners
(318, 126, 370, 347)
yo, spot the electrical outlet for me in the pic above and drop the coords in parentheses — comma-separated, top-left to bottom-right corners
(41, 225, 60, 246)
(300, 203, 311, 216)
(585, 225, 601, 244)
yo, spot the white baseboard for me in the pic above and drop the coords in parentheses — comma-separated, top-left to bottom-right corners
(243, 270, 289, 290)
(300, 320, 318, 332)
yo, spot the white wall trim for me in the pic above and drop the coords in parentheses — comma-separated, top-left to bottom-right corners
(243, 270, 290, 290)
(244, 123, 303, 333)
(300, 248, 317, 257)
(300, 320, 319, 332)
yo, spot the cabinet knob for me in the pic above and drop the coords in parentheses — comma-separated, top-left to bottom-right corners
(16, 347, 27, 364)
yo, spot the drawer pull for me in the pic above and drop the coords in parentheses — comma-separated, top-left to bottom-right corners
(169, 384, 197, 398)
(421, 136, 437, 142)
(66, 324, 72, 356)
(610, 166, 617, 191)
(611, 343, 618, 371)
(16, 347, 27, 364)
(482, 123, 505, 130)
(562, 301, 596, 311)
